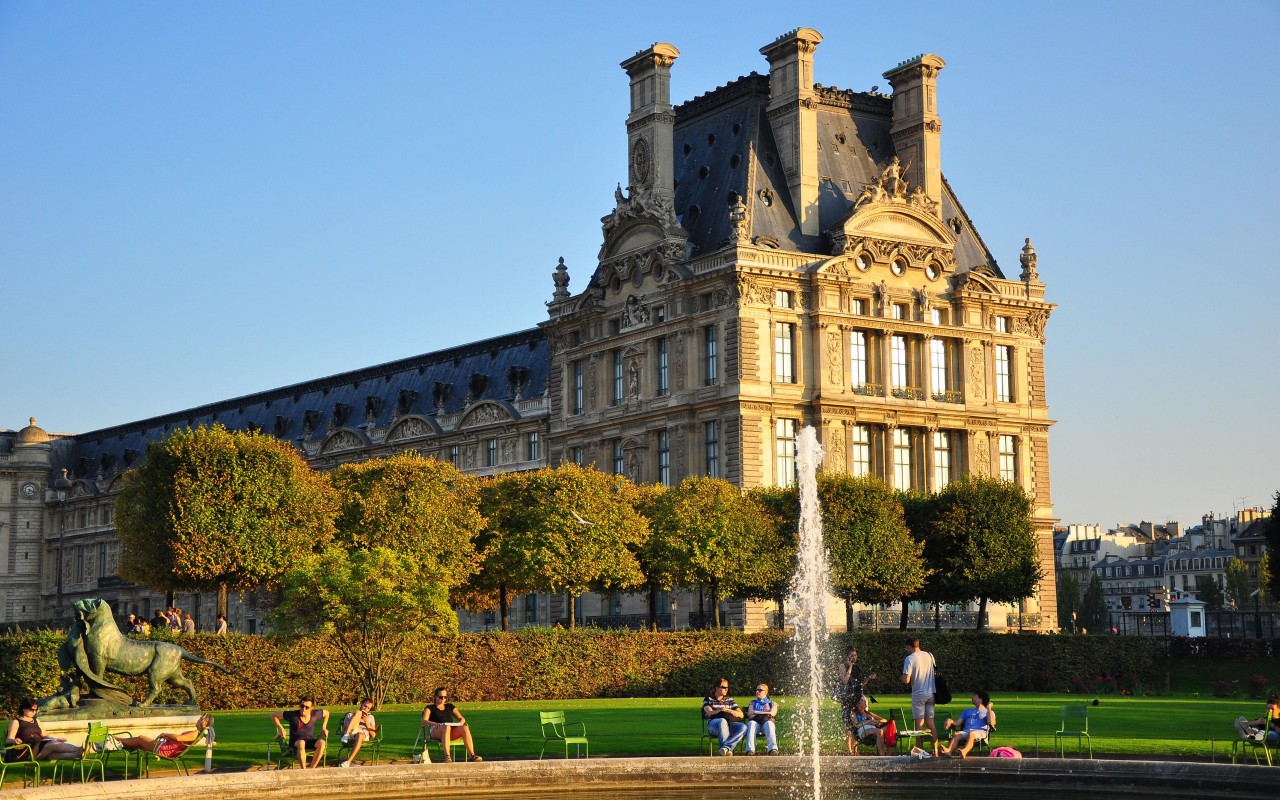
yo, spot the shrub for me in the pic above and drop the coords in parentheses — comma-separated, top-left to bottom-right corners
(1209, 679, 1241, 698)
(1247, 674, 1272, 698)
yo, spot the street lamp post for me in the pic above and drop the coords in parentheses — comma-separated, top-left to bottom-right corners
(669, 598, 678, 632)
(1252, 589, 1262, 639)
(53, 468, 71, 623)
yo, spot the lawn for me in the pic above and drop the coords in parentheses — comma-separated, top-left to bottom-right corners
(3, 693, 1269, 786)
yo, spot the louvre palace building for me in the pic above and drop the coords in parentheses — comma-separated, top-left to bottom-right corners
(1, 28, 1057, 633)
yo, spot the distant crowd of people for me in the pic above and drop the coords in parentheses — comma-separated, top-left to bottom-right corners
(122, 607, 228, 636)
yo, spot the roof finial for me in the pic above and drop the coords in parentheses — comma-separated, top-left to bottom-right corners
(551, 257, 570, 301)
(1020, 237, 1039, 282)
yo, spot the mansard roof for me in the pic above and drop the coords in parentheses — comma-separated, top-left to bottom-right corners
(52, 328, 549, 483)
(670, 74, 999, 274)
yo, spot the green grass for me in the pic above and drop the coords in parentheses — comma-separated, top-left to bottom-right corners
(4, 694, 1270, 786)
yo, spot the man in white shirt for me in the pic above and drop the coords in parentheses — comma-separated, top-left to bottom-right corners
(901, 637, 937, 754)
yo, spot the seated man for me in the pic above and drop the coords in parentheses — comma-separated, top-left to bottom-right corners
(940, 690, 995, 759)
(744, 683, 779, 755)
(115, 714, 212, 758)
(849, 696, 889, 756)
(271, 695, 329, 769)
(1234, 695, 1280, 742)
(702, 678, 747, 756)
(337, 698, 378, 767)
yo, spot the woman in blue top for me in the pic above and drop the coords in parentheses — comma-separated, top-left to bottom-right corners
(940, 690, 995, 759)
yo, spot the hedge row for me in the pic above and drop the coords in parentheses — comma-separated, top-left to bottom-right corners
(0, 629, 1181, 712)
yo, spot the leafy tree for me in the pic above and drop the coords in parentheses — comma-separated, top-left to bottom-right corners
(1196, 574, 1226, 611)
(271, 546, 455, 706)
(631, 483, 676, 630)
(1078, 573, 1109, 634)
(748, 486, 799, 629)
(898, 489, 944, 630)
(1224, 557, 1253, 610)
(473, 464, 647, 628)
(1260, 551, 1274, 607)
(114, 424, 337, 617)
(1056, 570, 1082, 632)
(927, 476, 1042, 630)
(645, 477, 778, 628)
(1265, 491, 1280, 602)
(817, 475, 927, 630)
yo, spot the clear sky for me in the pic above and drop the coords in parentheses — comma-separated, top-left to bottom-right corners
(3, 1, 1277, 530)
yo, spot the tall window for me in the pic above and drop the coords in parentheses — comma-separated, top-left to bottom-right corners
(999, 434, 1017, 481)
(572, 360, 584, 414)
(775, 419, 797, 487)
(775, 322, 795, 383)
(76, 546, 84, 583)
(657, 430, 670, 486)
(704, 421, 719, 478)
(995, 345, 1012, 402)
(893, 428, 913, 489)
(850, 424, 871, 477)
(448, 445, 459, 466)
(996, 316, 1010, 333)
(775, 289, 793, 308)
(527, 431, 540, 461)
(930, 338, 948, 394)
(892, 304, 906, 321)
(571, 446, 584, 466)
(612, 350, 623, 405)
(850, 331, 868, 387)
(486, 438, 498, 467)
(613, 439, 625, 475)
(97, 542, 107, 578)
(656, 338, 669, 397)
(851, 298, 867, 315)
(703, 325, 718, 386)
(933, 430, 952, 487)
(891, 335, 908, 390)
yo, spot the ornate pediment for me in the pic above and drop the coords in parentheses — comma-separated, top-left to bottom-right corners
(319, 428, 367, 455)
(828, 162, 955, 257)
(593, 185, 690, 297)
(457, 401, 516, 429)
(385, 415, 440, 444)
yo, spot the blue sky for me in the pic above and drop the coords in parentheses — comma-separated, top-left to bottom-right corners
(3, 1, 1277, 529)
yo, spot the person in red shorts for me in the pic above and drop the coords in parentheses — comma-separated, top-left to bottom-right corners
(115, 713, 212, 757)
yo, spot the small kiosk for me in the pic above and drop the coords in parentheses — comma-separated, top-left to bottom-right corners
(1168, 597, 1207, 638)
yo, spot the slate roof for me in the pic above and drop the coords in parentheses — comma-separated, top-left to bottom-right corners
(51, 328, 549, 484)
(671, 74, 1000, 274)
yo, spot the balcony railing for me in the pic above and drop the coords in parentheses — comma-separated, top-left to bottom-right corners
(861, 610, 990, 629)
(892, 386, 926, 400)
(931, 390, 963, 403)
(851, 383, 885, 397)
(1005, 613, 1043, 629)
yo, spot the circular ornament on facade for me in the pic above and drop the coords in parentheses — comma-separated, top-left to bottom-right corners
(855, 253, 871, 271)
(925, 263, 940, 281)
(21, 482, 38, 499)
(891, 258, 907, 276)
(630, 138, 652, 186)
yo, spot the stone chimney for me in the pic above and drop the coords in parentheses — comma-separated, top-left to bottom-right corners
(882, 54, 946, 207)
(760, 28, 823, 236)
(620, 43, 680, 204)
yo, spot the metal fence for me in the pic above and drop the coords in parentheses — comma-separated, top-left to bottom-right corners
(1109, 610, 1280, 638)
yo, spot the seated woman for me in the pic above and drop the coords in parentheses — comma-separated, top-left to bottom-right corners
(4, 698, 83, 761)
(941, 690, 995, 759)
(114, 713, 211, 758)
(420, 688, 481, 762)
(849, 695, 889, 756)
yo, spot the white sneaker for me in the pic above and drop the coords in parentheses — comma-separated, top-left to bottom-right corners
(719, 747, 731, 757)
(338, 761, 350, 768)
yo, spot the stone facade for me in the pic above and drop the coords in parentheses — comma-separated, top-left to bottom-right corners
(4, 29, 1057, 632)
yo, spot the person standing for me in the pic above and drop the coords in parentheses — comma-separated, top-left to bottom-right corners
(901, 637, 937, 754)
(840, 646, 876, 755)
(702, 678, 747, 756)
(181, 612, 196, 635)
(214, 614, 228, 634)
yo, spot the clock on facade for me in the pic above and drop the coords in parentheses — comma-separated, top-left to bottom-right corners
(20, 482, 38, 499)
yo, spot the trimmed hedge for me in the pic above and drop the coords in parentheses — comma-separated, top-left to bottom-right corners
(0, 628, 1184, 712)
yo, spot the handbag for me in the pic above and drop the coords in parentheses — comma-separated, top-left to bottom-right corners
(883, 719, 898, 747)
(931, 654, 952, 705)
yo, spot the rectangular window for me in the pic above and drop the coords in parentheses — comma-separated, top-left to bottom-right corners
(931, 308, 943, 325)
(612, 350, 623, 405)
(527, 431, 540, 461)
(850, 331, 868, 387)
(998, 434, 1017, 481)
(703, 325, 718, 386)
(702, 293, 714, 311)
(572, 360, 584, 414)
(486, 438, 498, 467)
(850, 424, 871, 477)
(851, 298, 867, 316)
(775, 419, 797, 487)
(995, 345, 1012, 402)
(891, 335, 908, 390)
(775, 322, 795, 383)
(524, 594, 538, 623)
(449, 445, 459, 467)
(657, 430, 670, 486)
(656, 338, 669, 397)
(76, 546, 84, 583)
(892, 304, 906, 321)
(775, 290, 793, 308)
(97, 542, 107, 578)
(996, 316, 1010, 333)
(893, 428, 913, 489)
(571, 446, 584, 466)
(933, 430, 952, 488)
(613, 440, 625, 475)
(705, 421, 719, 478)
(930, 338, 948, 394)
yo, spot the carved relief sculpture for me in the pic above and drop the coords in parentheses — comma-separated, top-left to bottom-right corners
(967, 343, 986, 400)
(825, 331, 843, 385)
(974, 432, 992, 477)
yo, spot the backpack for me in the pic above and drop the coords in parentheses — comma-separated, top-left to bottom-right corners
(931, 654, 952, 705)
(883, 719, 898, 747)
(989, 746, 1022, 759)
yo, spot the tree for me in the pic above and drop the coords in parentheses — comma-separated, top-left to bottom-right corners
(631, 483, 677, 630)
(1224, 557, 1253, 610)
(926, 476, 1042, 630)
(473, 464, 647, 628)
(114, 424, 337, 617)
(1196, 574, 1226, 611)
(818, 475, 927, 631)
(1056, 570, 1082, 632)
(1260, 551, 1274, 607)
(1265, 491, 1280, 602)
(645, 477, 779, 628)
(1078, 573, 1109, 634)
(748, 486, 799, 629)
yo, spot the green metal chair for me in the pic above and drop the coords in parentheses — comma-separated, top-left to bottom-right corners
(892, 707, 932, 755)
(1231, 712, 1276, 766)
(68, 722, 127, 782)
(412, 724, 466, 763)
(335, 716, 382, 766)
(538, 711, 588, 759)
(1054, 704, 1092, 759)
(267, 729, 328, 769)
(0, 742, 64, 788)
(137, 728, 208, 777)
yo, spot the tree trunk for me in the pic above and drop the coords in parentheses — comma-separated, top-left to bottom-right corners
(776, 591, 786, 629)
(845, 597, 855, 632)
(166, 591, 175, 610)
(976, 596, 988, 631)
(568, 593, 576, 629)
(217, 583, 228, 619)
(648, 585, 658, 631)
(899, 598, 909, 630)
(935, 601, 941, 631)
(499, 584, 509, 632)
(711, 582, 721, 628)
